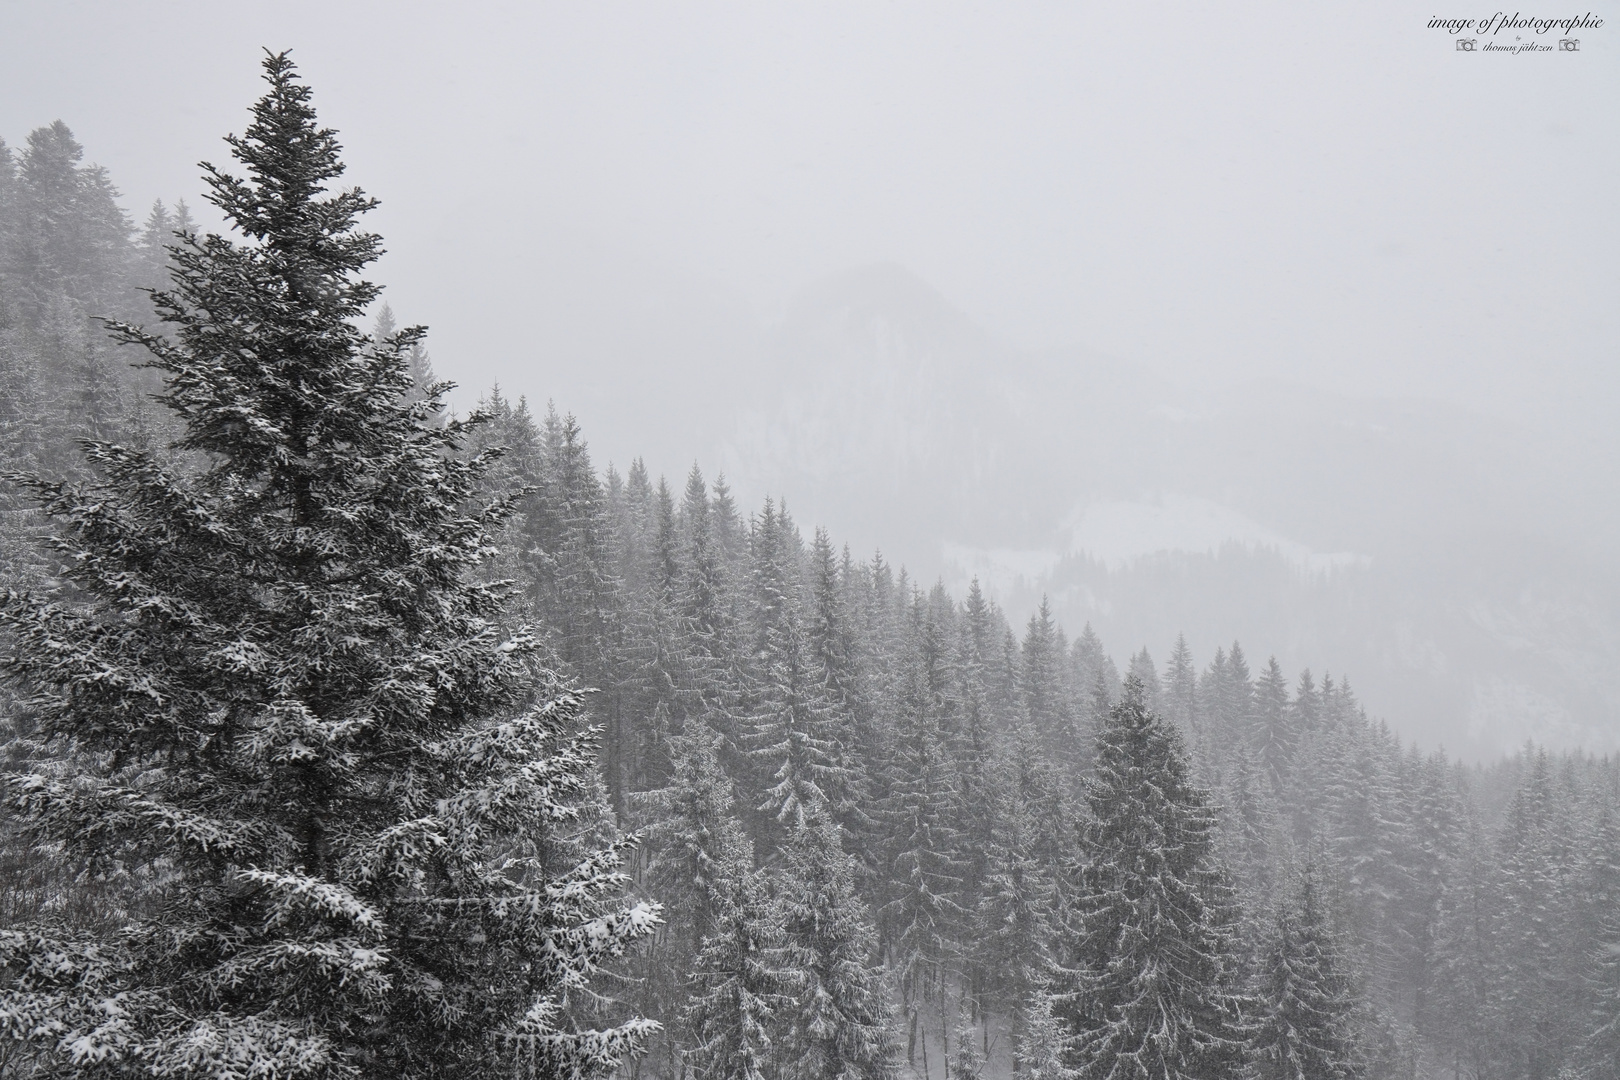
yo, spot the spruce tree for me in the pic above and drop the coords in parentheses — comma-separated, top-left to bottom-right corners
(1161, 634, 1198, 738)
(1252, 656, 1295, 786)
(879, 589, 965, 1067)
(675, 468, 740, 748)
(1069, 623, 1117, 763)
(744, 499, 846, 836)
(1125, 648, 1160, 715)
(1221, 743, 1280, 913)
(1021, 598, 1072, 769)
(750, 611, 847, 830)
(9, 120, 136, 323)
(1055, 675, 1249, 1080)
(777, 807, 897, 1080)
(806, 526, 866, 830)
(685, 864, 794, 1080)
(1252, 866, 1362, 1080)
(1571, 905, 1620, 1080)
(1491, 749, 1581, 1080)
(637, 730, 757, 1076)
(952, 580, 998, 1005)
(136, 198, 175, 287)
(975, 757, 1060, 1046)
(1016, 983, 1079, 1080)
(1561, 800, 1620, 1080)
(0, 54, 657, 1079)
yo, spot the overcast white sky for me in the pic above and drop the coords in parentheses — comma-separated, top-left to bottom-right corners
(3, 0, 1616, 437)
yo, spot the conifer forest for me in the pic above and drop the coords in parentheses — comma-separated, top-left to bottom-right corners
(1, 52, 1617, 1080)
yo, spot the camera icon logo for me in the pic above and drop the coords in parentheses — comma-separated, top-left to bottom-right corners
(1559, 38, 1579, 50)
(1456, 38, 1477, 50)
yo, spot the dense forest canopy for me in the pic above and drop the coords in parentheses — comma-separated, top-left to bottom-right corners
(1, 56, 1617, 1080)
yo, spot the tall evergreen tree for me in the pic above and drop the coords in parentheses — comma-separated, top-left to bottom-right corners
(1252, 866, 1362, 1080)
(750, 610, 847, 832)
(1570, 895, 1620, 1080)
(136, 198, 175, 287)
(879, 590, 965, 1067)
(1022, 598, 1071, 767)
(743, 499, 846, 840)
(1126, 648, 1160, 715)
(1490, 749, 1581, 1080)
(1253, 656, 1295, 786)
(9, 120, 135, 323)
(1016, 983, 1079, 1080)
(975, 756, 1060, 1051)
(675, 466, 739, 744)
(1161, 634, 1198, 739)
(636, 730, 757, 1077)
(0, 55, 657, 1079)
(685, 864, 794, 1080)
(777, 807, 897, 1080)
(1055, 675, 1249, 1080)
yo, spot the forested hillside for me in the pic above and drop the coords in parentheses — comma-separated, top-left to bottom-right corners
(2, 71, 1618, 1080)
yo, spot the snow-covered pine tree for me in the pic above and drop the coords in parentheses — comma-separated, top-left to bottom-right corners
(975, 752, 1060, 1062)
(0, 53, 657, 1079)
(806, 526, 855, 709)
(1221, 742, 1281, 920)
(1560, 800, 1620, 1080)
(1221, 641, 1255, 759)
(1021, 598, 1073, 772)
(652, 474, 680, 598)
(806, 526, 866, 829)
(777, 806, 897, 1080)
(641, 729, 754, 952)
(749, 608, 846, 828)
(1252, 866, 1362, 1080)
(136, 198, 175, 288)
(1291, 669, 1322, 737)
(745, 501, 846, 838)
(535, 407, 635, 807)
(0, 135, 15, 256)
(636, 729, 757, 1076)
(1126, 648, 1160, 716)
(1016, 982, 1079, 1080)
(709, 473, 745, 562)
(952, 580, 999, 1007)
(372, 303, 442, 424)
(1428, 818, 1506, 1080)
(470, 386, 547, 626)
(1055, 674, 1250, 1080)
(1252, 656, 1295, 787)
(1569, 905, 1620, 1080)
(675, 467, 741, 750)
(1161, 634, 1198, 739)
(1490, 749, 1582, 1079)
(1399, 747, 1462, 1034)
(879, 589, 966, 1067)
(685, 861, 795, 1080)
(7, 120, 138, 326)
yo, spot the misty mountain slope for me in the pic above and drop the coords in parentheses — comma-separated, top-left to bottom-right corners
(711, 264, 1618, 756)
(723, 263, 1040, 551)
(719, 263, 1175, 556)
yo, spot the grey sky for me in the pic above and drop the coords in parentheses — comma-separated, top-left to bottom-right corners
(4, 0, 1615, 436)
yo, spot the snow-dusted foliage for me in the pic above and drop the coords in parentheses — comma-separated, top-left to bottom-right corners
(746, 516, 847, 833)
(776, 807, 896, 1080)
(1252, 866, 1361, 1080)
(1055, 675, 1249, 1080)
(684, 862, 793, 1080)
(0, 53, 656, 1079)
